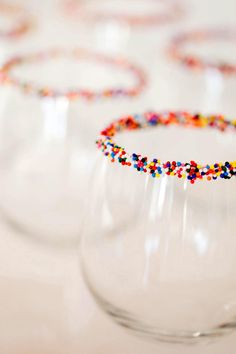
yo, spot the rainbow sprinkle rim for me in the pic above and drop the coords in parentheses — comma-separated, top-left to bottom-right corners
(169, 28, 236, 75)
(65, 0, 183, 27)
(0, 48, 147, 100)
(97, 111, 236, 184)
(0, 2, 32, 39)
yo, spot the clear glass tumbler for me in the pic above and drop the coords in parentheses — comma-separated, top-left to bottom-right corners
(81, 111, 236, 343)
(0, 48, 146, 244)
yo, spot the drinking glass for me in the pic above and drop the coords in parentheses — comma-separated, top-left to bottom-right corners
(65, 0, 182, 27)
(164, 27, 236, 115)
(0, 48, 146, 244)
(81, 111, 236, 343)
(0, 1, 32, 38)
(63, 0, 184, 57)
(0, 1, 32, 65)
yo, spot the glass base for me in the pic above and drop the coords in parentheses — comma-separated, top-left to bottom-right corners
(84, 276, 236, 345)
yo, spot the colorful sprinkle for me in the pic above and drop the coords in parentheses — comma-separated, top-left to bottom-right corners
(0, 48, 147, 100)
(96, 111, 236, 184)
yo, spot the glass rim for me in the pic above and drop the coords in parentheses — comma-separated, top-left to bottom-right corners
(0, 48, 147, 101)
(96, 111, 236, 184)
(64, 0, 183, 27)
(168, 27, 236, 75)
(0, 2, 32, 39)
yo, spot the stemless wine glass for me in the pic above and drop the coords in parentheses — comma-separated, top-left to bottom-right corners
(81, 111, 236, 343)
(64, 0, 182, 27)
(63, 0, 184, 57)
(165, 27, 236, 115)
(0, 1, 31, 39)
(0, 48, 146, 244)
(0, 1, 32, 62)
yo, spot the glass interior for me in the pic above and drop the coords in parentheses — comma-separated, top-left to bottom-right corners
(182, 37, 236, 66)
(10, 56, 137, 91)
